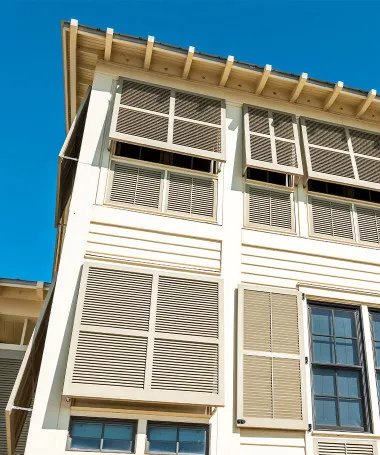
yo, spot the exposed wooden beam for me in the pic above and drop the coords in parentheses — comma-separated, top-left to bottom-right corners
(104, 27, 114, 61)
(219, 55, 234, 87)
(323, 81, 344, 111)
(20, 319, 28, 346)
(356, 89, 377, 118)
(255, 64, 272, 95)
(144, 35, 154, 70)
(182, 46, 195, 79)
(36, 281, 44, 301)
(69, 19, 78, 123)
(289, 72, 308, 103)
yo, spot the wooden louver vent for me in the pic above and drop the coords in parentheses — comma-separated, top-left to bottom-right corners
(357, 205, 380, 244)
(237, 286, 307, 430)
(246, 185, 294, 231)
(301, 118, 380, 191)
(243, 105, 303, 175)
(315, 439, 375, 455)
(110, 78, 226, 161)
(64, 262, 223, 406)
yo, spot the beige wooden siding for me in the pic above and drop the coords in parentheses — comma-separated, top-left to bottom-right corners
(246, 184, 294, 232)
(314, 439, 375, 455)
(86, 222, 221, 273)
(237, 286, 307, 430)
(0, 358, 22, 455)
(243, 105, 303, 175)
(64, 261, 223, 407)
(110, 78, 226, 161)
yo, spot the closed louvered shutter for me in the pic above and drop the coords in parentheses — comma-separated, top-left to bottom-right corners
(243, 105, 303, 175)
(356, 205, 380, 244)
(64, 262, 223, 407)
(314, 439, 375, 455)
(110, 78, 226, 161)
(309, 197, 354, 240)
(246, 185, 294, 231)
(167, 172, 216, 219)
(108, 161, 163, 210)
(0, 357, 22, 455)
(237, 286, 307, 430)
(301, 118, 380, 191)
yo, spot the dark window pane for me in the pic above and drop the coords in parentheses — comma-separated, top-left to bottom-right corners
(327, 183, 344, 197)
(312, 308, 333, 335)
(313, 335, 335, 363)
(372, 315, 380, 340)
(353, 187, 371, 202)
(268, 172, 287, 186)
(149, 426, 177, 441)
(141, 147, 161, 163)
(313, 367, 336, 396)
(149, 441, 177, 453)
(71, 437, 101, 450)
(337, 370, 361, 398)
(334, 310, 356, 338)
(308, 180, 327, 194)
(71, 422, 102, 438)
(375, 342, 380, 367)
(339, 399, 363, 428)
(172, 153, 192, 169)
(377, 372, 380, 396)
(179, 442, 206, 454)
(103, 423, 133, 439)
(117, 143, 140, 159)
(370, 190, 380, 204)
(336, 338, 358, 365)
(103, 439, 133, 451)
(179, 428, 206, 443)
(192, 157, 211, 173)
(247, 168, 268, 183)
(315, 397, 338, 426)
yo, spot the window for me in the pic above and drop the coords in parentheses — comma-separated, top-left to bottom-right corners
(146, 422, 209, 455)
(308, 180, 380, 204)
(247, 168, 291, 187)
(370, 312, 380, 403)
(309, 304, 369, 432)
(68, 418, 136, 452)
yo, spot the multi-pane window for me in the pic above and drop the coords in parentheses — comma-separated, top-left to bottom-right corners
(68, 418, 136, 452)
(370, 312, 380, 401)
(309, 304, 368, 431)
(146, 422, 208, 455)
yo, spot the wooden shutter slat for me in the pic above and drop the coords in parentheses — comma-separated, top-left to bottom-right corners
(310, 197, 354, 240)
(309, 147, 355, 178)
(237, 285, 307, 430)
(174, 91, 221, 124)
(357, 206, 380, 244)
(120, 80, 171, 114)
(172, 119, 221, 154)
(315, 439, 375, 455)
(116, 108, 169, 142)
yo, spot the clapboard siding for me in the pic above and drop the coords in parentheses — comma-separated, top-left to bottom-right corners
(86, 222, 221, 273)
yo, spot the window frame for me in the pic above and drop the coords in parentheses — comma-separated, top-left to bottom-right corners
(369, 310, 380, 406)
(308, 302, 371, 433)
(67, 417, 137, 453)
(145, 421, 210, 455)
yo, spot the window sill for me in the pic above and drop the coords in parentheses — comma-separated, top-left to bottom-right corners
(312, 430, 374, 439)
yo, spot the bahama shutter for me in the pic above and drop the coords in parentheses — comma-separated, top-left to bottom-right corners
(64, 262, 223, 407)
(309, 196, 354, 241)
(166, 172, 216, 220)
(110, 78, 226, 161)
(243, 105, 303, 175)
(301, 118, 380, 191)
(107, 161, 163, 210)
(246, 185, 294, 231)
(237, 285, 307, 430)
(356, 205, 380, 244)
(314, 438, 375, 455)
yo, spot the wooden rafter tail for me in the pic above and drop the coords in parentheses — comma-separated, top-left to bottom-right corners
(144, 35, 154, 70)
(255, 64, 272, 95)
(182, 46, 195, 79)
(356, 89, 377, 118)
(219, 56, 234, 87)
(289, 73, 308, 103)
(323, 81, 344, 111)
(69, 19, 78, 124)
(104, 27, 114, 61)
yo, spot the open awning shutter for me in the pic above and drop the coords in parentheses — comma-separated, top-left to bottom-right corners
(110, 78, 226, 161)
(243, 105, 303, 175)
(5, 278, 55, 455)
(64, 262, 223, 407)
(301, 118, 380, 191)
(237, 285, 307, 430)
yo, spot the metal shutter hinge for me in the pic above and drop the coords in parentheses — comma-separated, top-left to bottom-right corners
(12, 406, 33, 412)
(302, 293, 306, 300)
(305, 356, 309, 364)
(308, 423, 312, 432)
(237, 419, 246, 425)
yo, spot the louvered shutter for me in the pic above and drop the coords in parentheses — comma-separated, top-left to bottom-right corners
(243, 105, 303, 175)
(237, 286, 307, 430)
(356, 205, 380, 244)
(166, 172, 216, 220)
(64, 262, 223, 407)
(107, 161, 163, 210)
(110, 78, 226, 161)
(309, 196, 354, 241)
(0, 357, 22, 455)
(301, 118, 380, 191)
(314, 439, 375, 455)
(246, 185, 294, 231)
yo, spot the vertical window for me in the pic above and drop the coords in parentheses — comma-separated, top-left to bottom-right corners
(146, 422, 208, 455)
(309, 304, 369, 431)
(68, 418, 136, 452)
(370, 312, 380, 402)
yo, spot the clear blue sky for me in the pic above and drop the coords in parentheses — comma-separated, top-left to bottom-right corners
(1, 0, 379, 282)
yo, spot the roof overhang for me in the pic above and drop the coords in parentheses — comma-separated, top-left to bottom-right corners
(61, 19, 380, 132)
